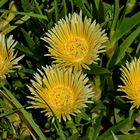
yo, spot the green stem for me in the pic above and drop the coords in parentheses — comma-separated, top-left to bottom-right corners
(110, 0, 119, 40)
(0, 9, 48, 20)
(54, 0, 58, 21)
(62, 0, 67, 15)
(33, 0, 43, 15)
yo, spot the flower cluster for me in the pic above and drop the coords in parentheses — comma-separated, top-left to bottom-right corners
(27, 11, 108, 121)
(2, 11, 138, 122)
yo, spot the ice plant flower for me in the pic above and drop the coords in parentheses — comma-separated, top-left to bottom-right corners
(0, 34, 24, 78)
(42, 11, 108, 70)
(118, 58, 140, 109)
(27, 65, 94, 121)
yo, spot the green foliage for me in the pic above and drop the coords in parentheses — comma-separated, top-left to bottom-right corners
(0, 0, 139, 139)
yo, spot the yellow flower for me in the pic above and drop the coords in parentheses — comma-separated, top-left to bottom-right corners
(0, 34, 24, 78)
(42, 12, 108, 70)
(27, 65, 94, 121)
(118, 58, 140, 109)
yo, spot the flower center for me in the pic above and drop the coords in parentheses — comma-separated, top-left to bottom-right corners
(49, 85, 74, 112)
(64, 38, 88, 62)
